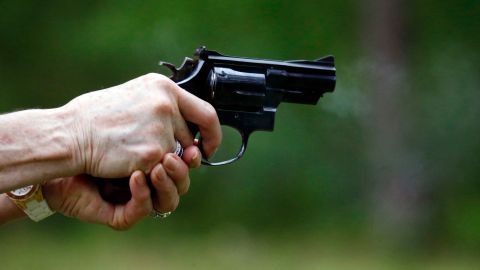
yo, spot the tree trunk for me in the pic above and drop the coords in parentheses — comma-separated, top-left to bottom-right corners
(361, 0, 428, 247)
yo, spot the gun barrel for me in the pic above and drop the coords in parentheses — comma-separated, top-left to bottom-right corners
(267, 68, 336, 105)
(200, 50, 336, 108)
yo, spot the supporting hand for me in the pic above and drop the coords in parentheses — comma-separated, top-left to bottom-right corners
(42, 145, 200, 230)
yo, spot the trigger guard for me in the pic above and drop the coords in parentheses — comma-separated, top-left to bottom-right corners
(189, 120, 250, 166)
(199, 129, 250, 166)
(201, 139, 247, 166)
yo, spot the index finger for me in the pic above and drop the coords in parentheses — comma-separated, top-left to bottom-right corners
(175, 86, 222, 158)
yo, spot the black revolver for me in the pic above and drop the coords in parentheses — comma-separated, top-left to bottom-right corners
(165, 46, 336, 165)
(97, 47, 336, 203)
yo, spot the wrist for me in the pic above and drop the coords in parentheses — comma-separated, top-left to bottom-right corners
(55, 104, 87, 176)
(0, 193, 26, 225)
(4, 183, 55, 222)
(0, 107, 82, 191)
(41, 178, 62, 213)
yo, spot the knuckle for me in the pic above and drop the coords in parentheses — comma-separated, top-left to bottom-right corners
(201, 102, 218, 125)
(142, 73, 167, 84)
(143, 73, 176, 91)
(152, 165, 166, 184)
(137, 186, 152, 202)
(108, 221, 130, 231)
(138, 148, 160, 168)
(153, 98, 176, 116)
(141, 73, 179, 117)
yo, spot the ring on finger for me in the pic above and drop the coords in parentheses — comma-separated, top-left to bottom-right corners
(149, 140, 182, 220)
(173, 140, 184, 157)
(150, 209, 172, 219)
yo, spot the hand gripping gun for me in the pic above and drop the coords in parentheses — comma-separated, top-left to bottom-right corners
(97, 47, 336, 203)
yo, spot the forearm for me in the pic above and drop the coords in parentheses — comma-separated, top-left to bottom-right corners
(0, 107, 81, 192)
(0, 193, 26, 224)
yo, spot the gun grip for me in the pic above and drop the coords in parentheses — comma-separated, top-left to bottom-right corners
(94, 176, 132, 204)
(93, 140, 184, 205)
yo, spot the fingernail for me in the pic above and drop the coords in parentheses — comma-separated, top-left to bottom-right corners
(132, 171, 142, 183)
(134, 172, 142, 184)
(164, 155, 177, 173)
(190, 151, 200, 168)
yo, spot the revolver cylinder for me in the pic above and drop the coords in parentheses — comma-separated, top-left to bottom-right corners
(208, 67, 266, 110)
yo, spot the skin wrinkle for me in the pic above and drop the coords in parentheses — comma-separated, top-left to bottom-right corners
(101, 204, 116, 225)
(0, 135, 13, 145)
(0, 110, 78, 192)
(61, 192, 81, 218)
(55, 178, 75, 215)
(110, 206, 128, 230)
(83, 195, 103, 222)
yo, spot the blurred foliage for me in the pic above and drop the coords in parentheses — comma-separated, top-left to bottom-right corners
(0, 0, 479, 268)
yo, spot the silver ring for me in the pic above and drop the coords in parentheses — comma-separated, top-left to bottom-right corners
(174, 140, 184, 157)
(150, 210, 172, 219)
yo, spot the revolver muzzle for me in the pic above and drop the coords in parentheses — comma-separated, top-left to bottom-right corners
(267, 68, 336, 105)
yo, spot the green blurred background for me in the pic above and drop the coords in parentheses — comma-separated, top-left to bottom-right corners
(1, 0, 479, 269)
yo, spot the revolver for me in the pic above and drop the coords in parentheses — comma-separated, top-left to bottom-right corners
(97, 47, 336, 203)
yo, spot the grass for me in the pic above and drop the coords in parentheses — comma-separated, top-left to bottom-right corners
(1, 219, 478, 270)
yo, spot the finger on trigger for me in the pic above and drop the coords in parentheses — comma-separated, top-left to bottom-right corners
(176, 86, 222, 158)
